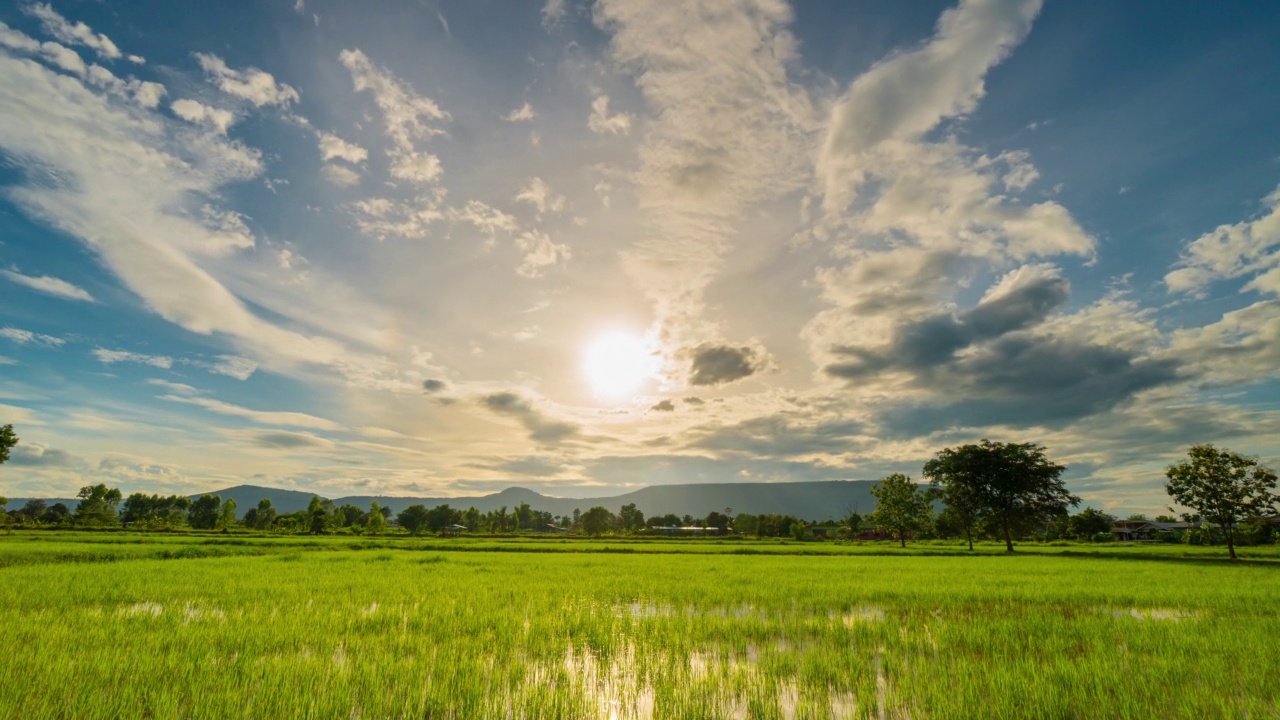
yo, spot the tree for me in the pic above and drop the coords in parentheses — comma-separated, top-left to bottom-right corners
(845, 510, 863, 538)
(581, 506, 614, 536)
(732, 513, 758, 536)
(18, 499, 47, 525)
(1065, 507, 1115, 541)
(704, 511, 730, 532)
(397, 504, 430, 535)
(252, 498, 277, 530)
(514, 501, 533, 531)
(1165, 444, 1279, 560)
(74, 484, 123, 527)
(217, 498, 237, 530)
(425, 504, 460, 533)
(0, 424, 16, 464)
(923, 440, 1078, 552)
(120, 494, 190, 529)
(305, 496, 330, 535)
(869, 473, 933, 548)
(463, 506, 481, 532)
(365, 501, 386, 534)
(188, 494, 222, 530)
(618, 503, 645, 532)
(41, 502, 70, 525)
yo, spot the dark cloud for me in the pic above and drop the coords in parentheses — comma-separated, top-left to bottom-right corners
(481, 392, 579, 443)
(683, 396, 705, 405)
(688, 343, 771, 386)
(250, 431, 330, 449)
(7, 444, 85, 468)
(650, 400, 675, 412)
(878, 336, 1181, 436)
(827, 271, 1070, 380)
(422, 379, 447, 393)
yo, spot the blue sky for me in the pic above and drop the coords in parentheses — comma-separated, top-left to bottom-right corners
(1, 0, 1277, 512)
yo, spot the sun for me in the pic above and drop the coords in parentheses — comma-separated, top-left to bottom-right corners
(583, 330, 656, 400)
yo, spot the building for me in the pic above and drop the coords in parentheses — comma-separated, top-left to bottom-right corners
(649, 526, 720, 536)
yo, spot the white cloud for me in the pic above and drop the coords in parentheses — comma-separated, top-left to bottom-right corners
(161, 394, 342, 431)
(593, 180, 612, 208)
(145, 378, 199, 395)
(198, 205, 256, 255)
(317, 131, 368, 164)
(210, 355, 258, 380)
(25, 3, 122, 61)
(505, 102, 535, 122)
(85, 64, 165, 108)
(340, 48, 448, 151)
(0, 21, 41, 53)
(449, 200, 518, 237)
(0, 268, 94, 302)
(0, 327, 64, 347)
(542, 0, 567, 27)
(1165, 186, 1280, 296)
(819, 0, 1043, 213)
(38, 41, 85, 76)
(515, 177, 565, 215)
(92, 347, 173, 368)
(322, 163, 362, 186)
(594, 0, 815, 335)
(0, 51, 349, 368)
(389, 150, 443, 184)
(515, 230, 570, 277)
(171, 98, 236, 134)
(353, 196, 444, 240)
(587, 94, 631, 135)
(195, 52, 299, 107)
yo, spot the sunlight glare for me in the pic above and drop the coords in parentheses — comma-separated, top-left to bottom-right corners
(583, 330, 656, 400)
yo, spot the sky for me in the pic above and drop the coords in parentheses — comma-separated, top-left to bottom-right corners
(1, 0, 1278, 513)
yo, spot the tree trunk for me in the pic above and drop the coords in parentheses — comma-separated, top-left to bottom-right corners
(1226, 528, 1237, 560)
(900, 529, 906, 548)
(965, 525, 973, 551)
(1002, 522, 1014, 553)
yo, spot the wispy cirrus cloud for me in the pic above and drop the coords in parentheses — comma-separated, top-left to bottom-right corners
(92, 347, 172, 369)
(0, 327, 64, 347)
(0, 268, 94, 302)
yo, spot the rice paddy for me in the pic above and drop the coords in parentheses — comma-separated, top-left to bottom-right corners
(2, 531, 1278, 719)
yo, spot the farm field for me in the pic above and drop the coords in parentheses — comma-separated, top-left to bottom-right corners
(2, 532, 1278, 719)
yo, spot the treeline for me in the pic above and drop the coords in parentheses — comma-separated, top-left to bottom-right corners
(3, 441, 1275, 559)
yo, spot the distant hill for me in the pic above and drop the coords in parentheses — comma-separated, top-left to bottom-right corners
(8, 481, 882, 521)
(203, 481, 878, 521)
(187, 485, 323, 515)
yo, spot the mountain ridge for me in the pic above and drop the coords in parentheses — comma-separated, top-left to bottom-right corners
(6, 481, 879, 521)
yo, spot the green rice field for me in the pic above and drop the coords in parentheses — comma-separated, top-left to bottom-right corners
(3, 531, 1278, 719)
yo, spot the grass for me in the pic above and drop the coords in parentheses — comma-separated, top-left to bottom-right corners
(2, 531, 1278, 718)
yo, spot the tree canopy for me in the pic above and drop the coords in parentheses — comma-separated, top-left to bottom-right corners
(188, 494, 222, 530)
(0, 424, 16, 464)
(397, 505, 430, 535)
(1166, 444, 1278, 560)
(73, 484, 123, 527)
(581, 506, 614, 536)
(924, 440, 1078, 552)
(869, 473, 932, 548)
